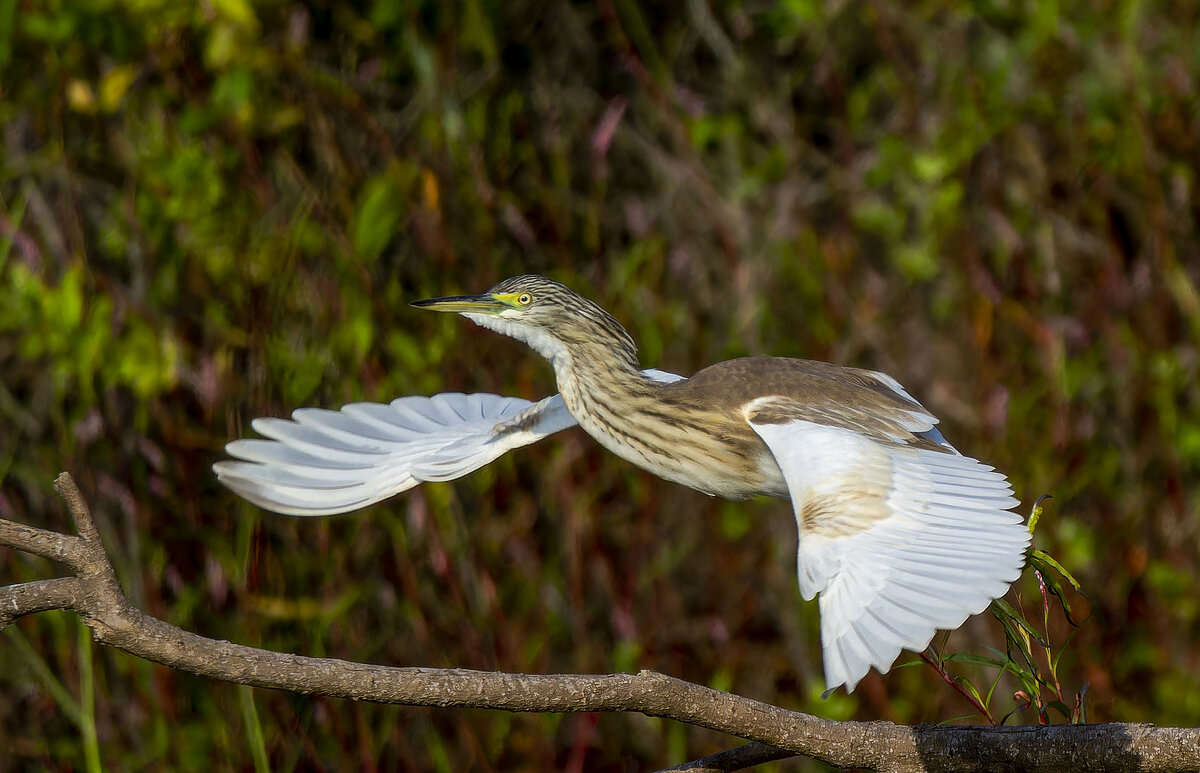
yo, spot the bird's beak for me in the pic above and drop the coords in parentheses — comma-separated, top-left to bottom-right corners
(411, 293, 508, 315)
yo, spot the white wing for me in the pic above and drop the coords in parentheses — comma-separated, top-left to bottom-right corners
(215, 370, 685, 516)
(748, 418, 1029, 693)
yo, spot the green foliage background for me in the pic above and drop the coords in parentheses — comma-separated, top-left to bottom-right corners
(2, 0, 1198, 769)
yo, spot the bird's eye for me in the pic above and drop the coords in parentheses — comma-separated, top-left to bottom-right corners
(516, 293, 533, 306)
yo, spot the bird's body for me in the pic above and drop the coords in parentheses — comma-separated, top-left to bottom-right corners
(216, 275, 1030, 692)
(554, 358, 785, 500)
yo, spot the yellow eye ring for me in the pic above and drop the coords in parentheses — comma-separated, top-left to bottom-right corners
(516, 293, 533, 306)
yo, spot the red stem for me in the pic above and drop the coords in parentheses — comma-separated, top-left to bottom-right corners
(919, 651, 995, 724)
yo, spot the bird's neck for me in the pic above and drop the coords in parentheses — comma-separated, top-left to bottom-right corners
(548, 320, 654, 413)
(464, 302, 652, 408)
(553, 346, 649, 400)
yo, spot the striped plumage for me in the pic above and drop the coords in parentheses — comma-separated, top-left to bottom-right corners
(217, 275, 1030, 693)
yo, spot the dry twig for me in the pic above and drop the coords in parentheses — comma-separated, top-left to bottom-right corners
(2, 473, 1198, 772)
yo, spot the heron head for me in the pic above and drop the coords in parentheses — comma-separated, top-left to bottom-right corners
(411, 275, 574, 327)
(413, 275, 629, 366)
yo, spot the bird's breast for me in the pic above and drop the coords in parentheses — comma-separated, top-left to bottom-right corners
(557, 378, 787, 500)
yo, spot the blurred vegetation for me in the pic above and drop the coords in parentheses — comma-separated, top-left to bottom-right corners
(1, 0, 1198, 769)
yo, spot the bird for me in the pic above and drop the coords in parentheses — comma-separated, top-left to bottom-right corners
(215, 274, 1030, 692)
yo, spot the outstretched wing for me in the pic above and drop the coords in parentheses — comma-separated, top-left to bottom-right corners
(215, 369, 685, 516)
(748, 412, 1028, 693)
(214, 393, 565, 516)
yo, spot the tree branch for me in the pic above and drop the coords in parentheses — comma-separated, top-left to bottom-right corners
(2, 473, 1199, 772)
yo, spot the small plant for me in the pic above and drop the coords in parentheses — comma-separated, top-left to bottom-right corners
(918, 495, 1090, 725)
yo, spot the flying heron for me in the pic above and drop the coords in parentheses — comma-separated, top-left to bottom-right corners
(215, 275, 1029, 692)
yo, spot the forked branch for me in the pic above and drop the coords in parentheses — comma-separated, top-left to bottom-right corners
(1, 473, 1197, 772)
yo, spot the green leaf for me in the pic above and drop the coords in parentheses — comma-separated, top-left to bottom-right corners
(984, 646, 1036, 683)
(1027, 493, 1053, 534)
(352, 163, 418, 262)
(1047, 700, 1074, 721)
(985, 661, 1012, 707)
(943, 652, 1008, 669)
(1030, 548, 1084, 592)
(991, 597, 1051, 650)
(1029, 550, 1089, 626)
(990, 599, 1042, 675)
(894, 657, 929, 669)
(957, 676, 986, 708)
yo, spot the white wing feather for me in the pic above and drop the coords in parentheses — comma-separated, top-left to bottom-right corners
(749, 419, 1028, 693)
(215, 369, 685, 516)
